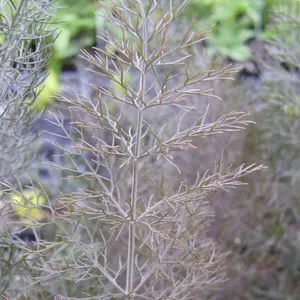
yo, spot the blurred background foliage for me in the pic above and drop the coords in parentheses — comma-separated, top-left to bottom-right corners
(36, 0, 280, 110)
(185, 0, 274, 61)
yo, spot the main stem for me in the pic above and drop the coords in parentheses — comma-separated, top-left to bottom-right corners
(125, 2, 147, 297)
(125, 108, 143, 297)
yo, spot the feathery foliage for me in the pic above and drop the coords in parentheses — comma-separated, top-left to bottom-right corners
(0, 0, 57, 295)
(1, 0, 262, 298)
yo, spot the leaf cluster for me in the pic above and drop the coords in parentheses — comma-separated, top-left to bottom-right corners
(185, 0, 275, 61)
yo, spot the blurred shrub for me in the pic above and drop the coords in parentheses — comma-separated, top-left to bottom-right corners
(33, 0, 277, 111)
(185, 0, 275, 61)
(211, 1, 300, 299)
(47, 0, 276, 71)
(53, 0, 98, 60)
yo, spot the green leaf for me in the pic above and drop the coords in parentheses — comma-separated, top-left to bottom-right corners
(283, 105, 300, 117)
(183, 0, 273, 61)
(54, 29, 72, 58)
(227, 45, 251, 61)
(258, 27, 277, 41)
(30, 69, 60, 111)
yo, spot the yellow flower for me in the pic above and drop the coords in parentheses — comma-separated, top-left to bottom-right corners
(10, 189, 47, 223)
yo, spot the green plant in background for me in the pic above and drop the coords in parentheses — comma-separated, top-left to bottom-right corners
(33, 0, 98, 111)
(26, 0, 99, 112)
(51, 0, 121, 61)
(213, 1, 300, 299)
(37, 0, 127, 111)
(51, 0, 275, 63)
(185, 0, 275, 61)
(32, 0, 278, 111)
(53, 0, 98, 60)
(29, 67, 60, 112)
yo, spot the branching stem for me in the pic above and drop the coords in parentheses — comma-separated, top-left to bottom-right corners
(125, 1, 147, 297)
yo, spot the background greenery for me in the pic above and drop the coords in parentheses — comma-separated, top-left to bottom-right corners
(35, 0, 278, 110)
